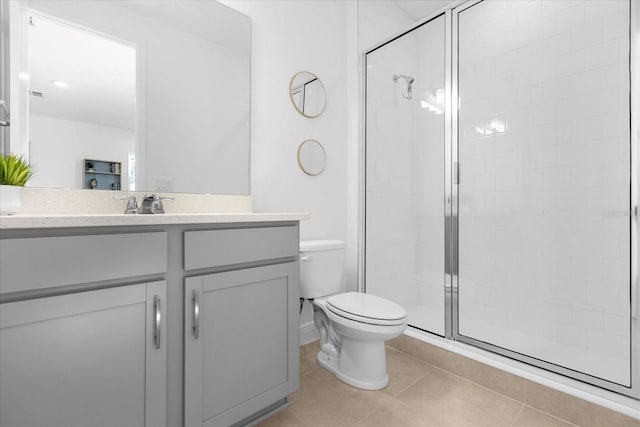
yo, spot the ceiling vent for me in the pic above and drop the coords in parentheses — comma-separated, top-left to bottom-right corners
(29, 90, 44, 98)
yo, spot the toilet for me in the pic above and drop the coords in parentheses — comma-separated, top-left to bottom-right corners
(300, 239, 407, 390)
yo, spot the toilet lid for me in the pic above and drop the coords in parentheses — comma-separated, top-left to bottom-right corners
(326, 292, 407, 326)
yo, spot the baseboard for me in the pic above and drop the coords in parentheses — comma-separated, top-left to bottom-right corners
(299, 321, 318, 345)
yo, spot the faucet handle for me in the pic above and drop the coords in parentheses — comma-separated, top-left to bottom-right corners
(113, 195, 138, 214)
(153, 196, 174, 214)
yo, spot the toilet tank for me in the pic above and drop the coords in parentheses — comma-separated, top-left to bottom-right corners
(299, 239, 345, 299)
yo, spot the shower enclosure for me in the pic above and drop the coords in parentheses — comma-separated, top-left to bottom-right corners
(364, 0, 637, 398)
(366, 14, 446, 335)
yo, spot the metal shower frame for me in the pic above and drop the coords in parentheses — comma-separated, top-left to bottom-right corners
(361, 0, 639, 400)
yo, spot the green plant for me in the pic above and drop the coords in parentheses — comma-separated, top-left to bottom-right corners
(0, 154, 35, 186)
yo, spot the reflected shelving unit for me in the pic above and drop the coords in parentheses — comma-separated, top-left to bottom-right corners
(84, 159, 121, 190)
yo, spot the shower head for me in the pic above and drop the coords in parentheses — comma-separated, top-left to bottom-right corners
(393, 74, 414, 100)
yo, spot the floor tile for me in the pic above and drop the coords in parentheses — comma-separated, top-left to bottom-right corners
(288, 365, 397, 427)
(389, 335, 528, 402)
(396, 368, 523, 427)
(256, 408, 308, 427)
(443, 353, 528, 402)
(512, 406, 575, 427)
(273, 339, 589, 427)
(354, 399, 444, 427)
(299, 341, 322, 377)
(383, 347, 435, 396)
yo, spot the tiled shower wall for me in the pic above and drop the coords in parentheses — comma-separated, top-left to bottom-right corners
(366, 14, 446, 335)
(457, 0, 631, 386)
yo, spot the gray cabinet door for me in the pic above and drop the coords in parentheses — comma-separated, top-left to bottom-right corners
(0, 281, 167, 427)
(184, 263, 299, 427)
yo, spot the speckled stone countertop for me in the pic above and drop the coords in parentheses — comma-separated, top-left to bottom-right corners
(0, 212, 309, 229)
(0, 188, 308, 229)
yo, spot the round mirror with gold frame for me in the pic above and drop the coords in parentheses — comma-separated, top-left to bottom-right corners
(297, 140, 326, 176)
(289, 71, 326, 118)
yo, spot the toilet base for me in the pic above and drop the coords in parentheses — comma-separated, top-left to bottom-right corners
(316, 337, 389, 390)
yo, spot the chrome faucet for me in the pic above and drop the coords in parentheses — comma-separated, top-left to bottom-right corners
(138, 194, 174, 214)
(113, 195, 139, 214)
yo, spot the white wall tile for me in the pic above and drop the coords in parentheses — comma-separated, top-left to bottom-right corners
(458, 0, 630, 385)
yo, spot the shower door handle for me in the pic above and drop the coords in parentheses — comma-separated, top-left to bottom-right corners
(633, 277, 637, 320)
(633, 203, 637, 318)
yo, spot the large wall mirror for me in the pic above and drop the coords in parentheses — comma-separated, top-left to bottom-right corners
(4, 0, 250, 195)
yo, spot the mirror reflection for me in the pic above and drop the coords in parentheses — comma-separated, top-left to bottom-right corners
(28, 13, 136, 191)
(297, 139, 326, 176)
(289, 71, 326, 118)
(14, 0, 251, 194)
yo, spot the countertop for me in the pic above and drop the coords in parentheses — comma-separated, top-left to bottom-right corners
(0, 212, 310, 229)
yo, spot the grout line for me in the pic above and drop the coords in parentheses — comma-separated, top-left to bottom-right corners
(509, 403, 526, 426)
(389, 371, 429, 397)
(384, 344, 438, 370)
(285, 406, 310, 427)
(351, 411, 372, 427)
(521, 404, 581, 427)
(382, 346, 437, 396)
(431, 365, 525, 405)
(386, 344, 524, 403)
(386, 344, 585, 426)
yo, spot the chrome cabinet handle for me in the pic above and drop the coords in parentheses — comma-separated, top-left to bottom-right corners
(192, 290, 200, 339)
(153, 295, 161, 349)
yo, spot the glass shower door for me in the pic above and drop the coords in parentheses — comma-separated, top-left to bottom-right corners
(455, 0, 632, 389)
(365, 14, 446, 335)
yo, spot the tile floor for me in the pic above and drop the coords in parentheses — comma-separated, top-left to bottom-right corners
(257, 341, 576, 427)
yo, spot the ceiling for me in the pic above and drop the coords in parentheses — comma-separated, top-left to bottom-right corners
(120, 0, 250, 54)
(28, 13, 136, 130)
(27, 1, 251, 132)
(392, 0, 453, 21)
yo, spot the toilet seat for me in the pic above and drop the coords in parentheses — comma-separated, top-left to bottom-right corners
(326, 292, 407, 326)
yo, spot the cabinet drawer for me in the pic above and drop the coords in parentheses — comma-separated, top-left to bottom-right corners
(0, 232, 167, 294)
(184, 226, 298, 270)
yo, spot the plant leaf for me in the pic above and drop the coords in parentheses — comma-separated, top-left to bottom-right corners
(0, 154, 35, 186)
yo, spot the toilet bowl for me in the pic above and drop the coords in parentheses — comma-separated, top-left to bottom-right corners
(300, 240, 407, 390)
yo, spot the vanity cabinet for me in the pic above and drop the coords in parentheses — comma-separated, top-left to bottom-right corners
(0, 230, 168, 427)
(0, 220, 302, 427)
(0, 281, 167, 427)
(183, 226, 300, 427)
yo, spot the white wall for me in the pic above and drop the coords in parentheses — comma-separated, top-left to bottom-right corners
(222, 0, 353, 336)
(224, 0, 348, 241)
(29, 114, 133, 189)
(220, 0, 429, 336)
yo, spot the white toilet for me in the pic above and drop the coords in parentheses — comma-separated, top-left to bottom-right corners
(300, 239, 407, 390)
